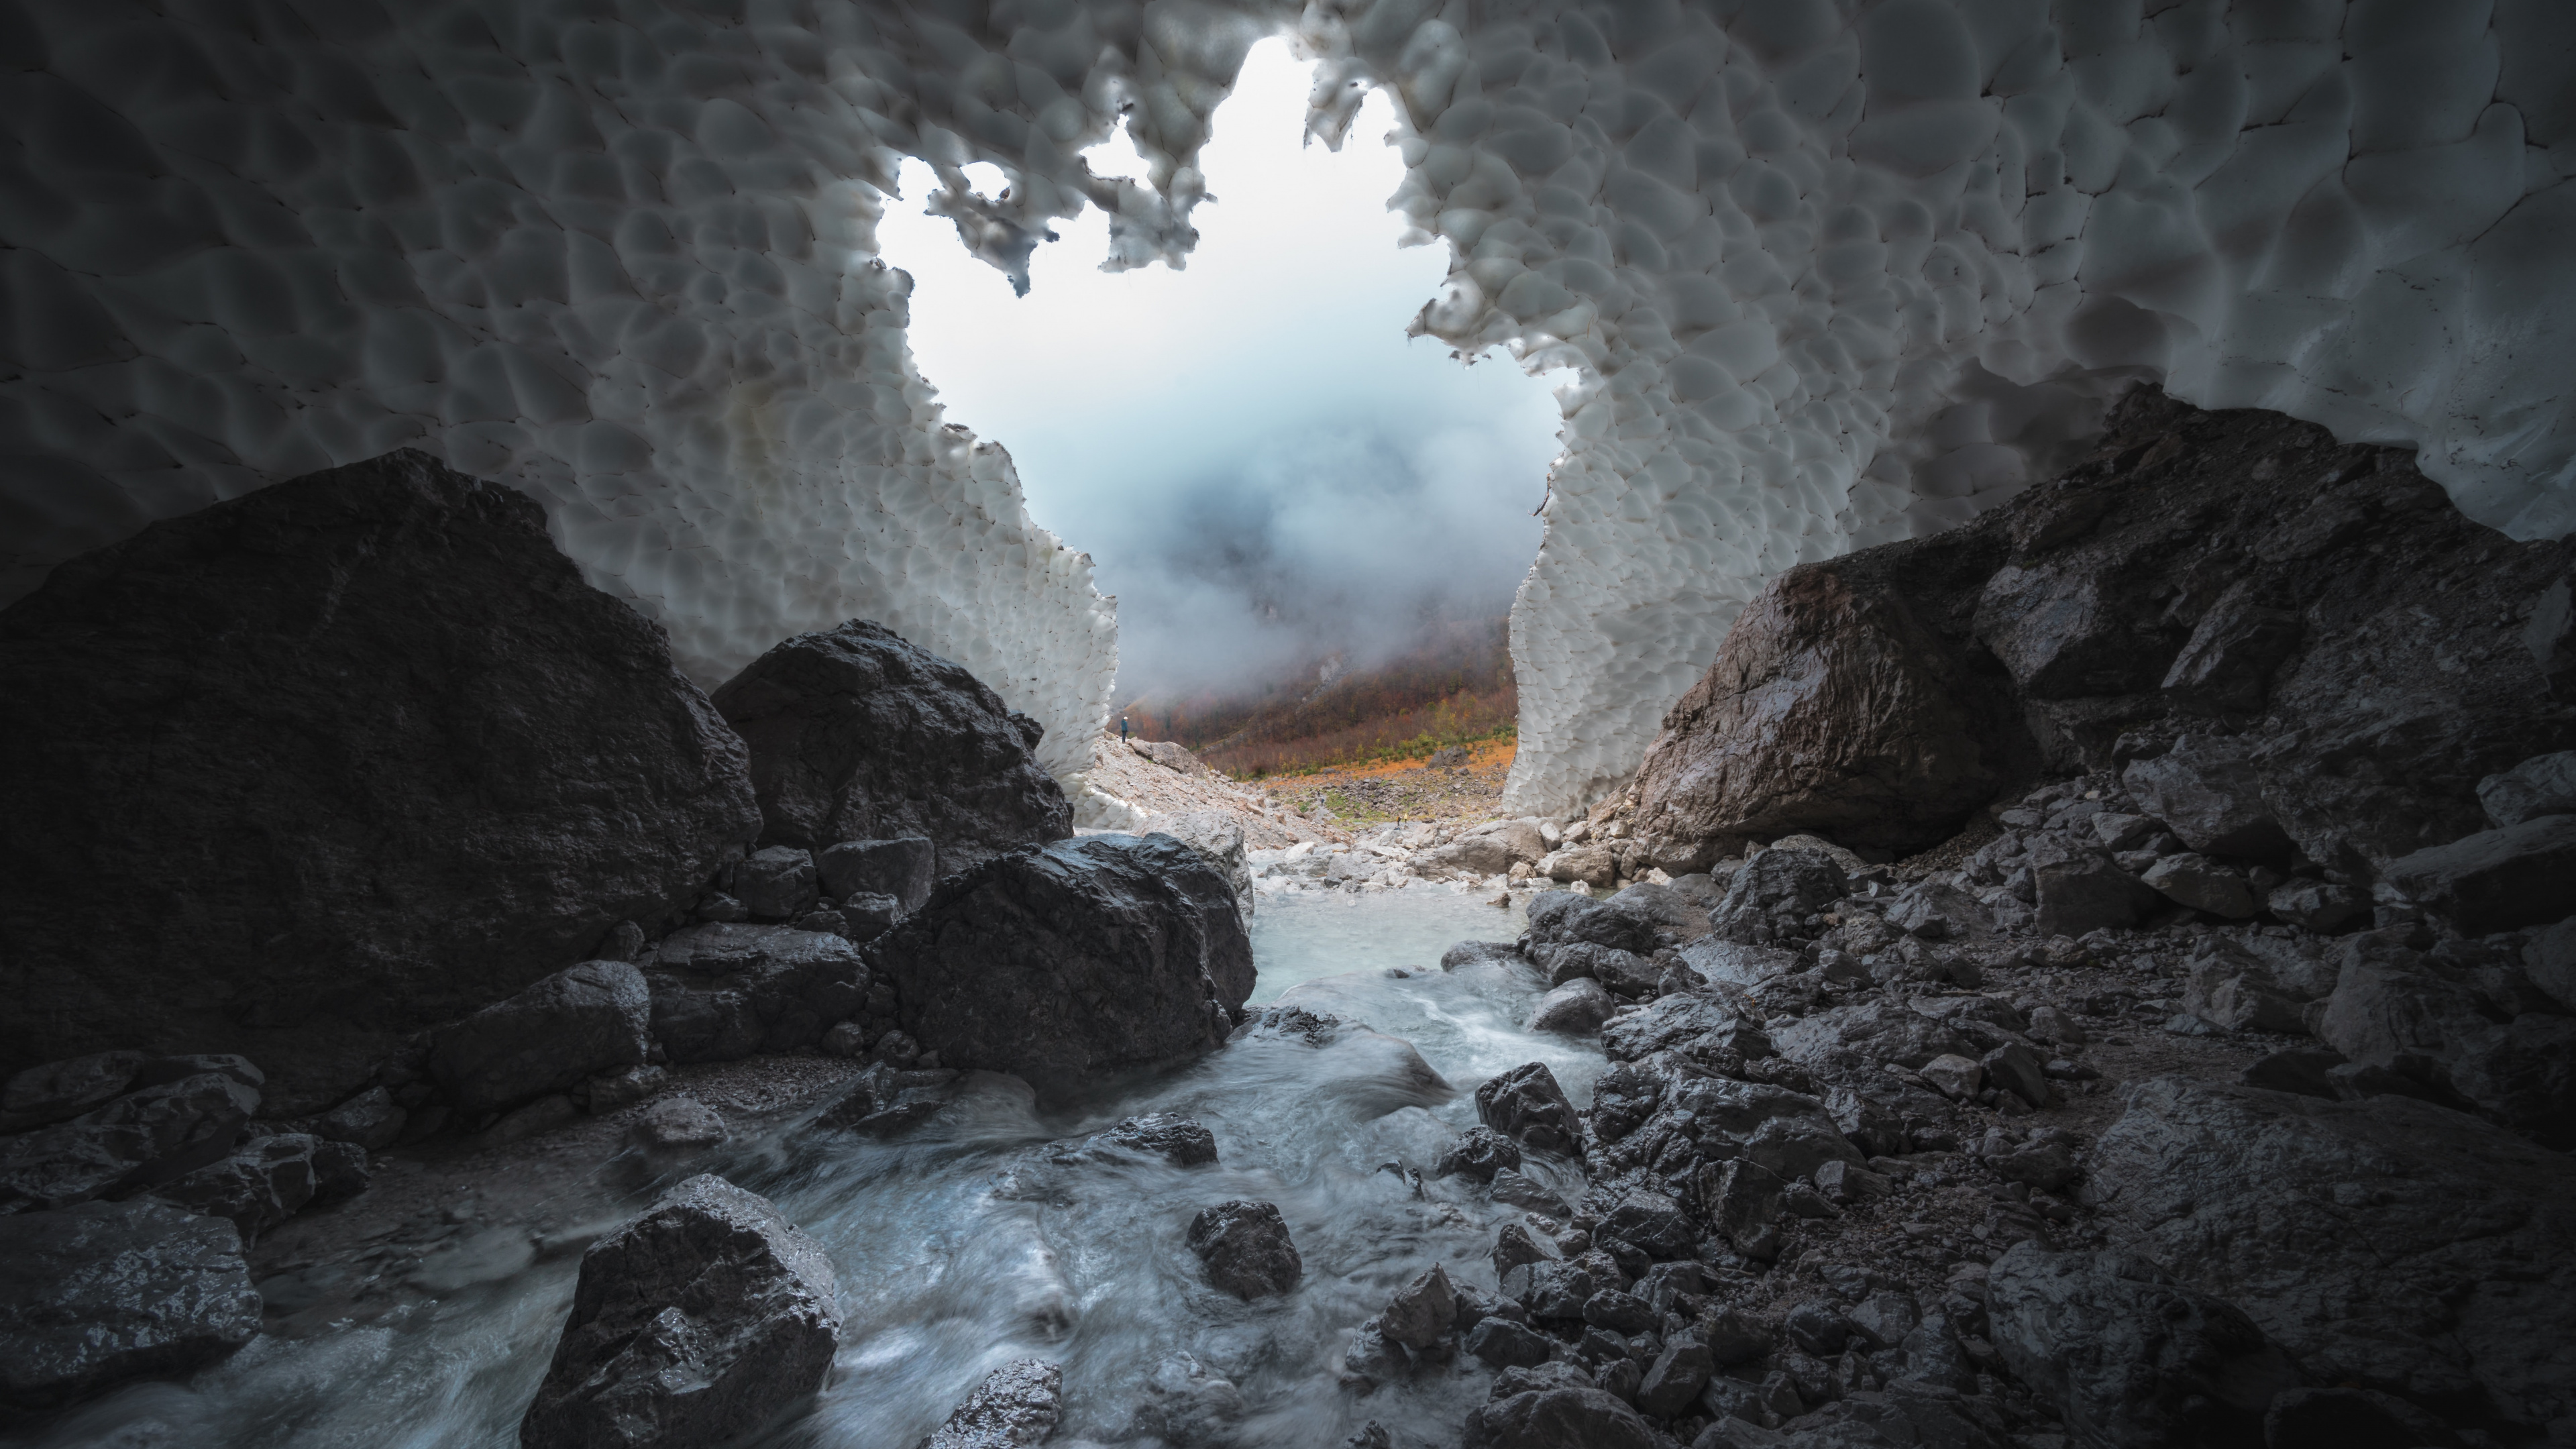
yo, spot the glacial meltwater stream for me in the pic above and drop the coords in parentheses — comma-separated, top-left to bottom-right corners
(13, 889, 1601, 1449)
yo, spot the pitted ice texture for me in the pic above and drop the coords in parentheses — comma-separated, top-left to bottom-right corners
(3, 3, 2569, 807)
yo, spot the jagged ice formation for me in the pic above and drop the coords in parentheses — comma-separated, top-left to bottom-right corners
(4, 1, 2571, 808)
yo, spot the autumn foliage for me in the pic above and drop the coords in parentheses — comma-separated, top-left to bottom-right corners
(1120, 618, 1517, 778)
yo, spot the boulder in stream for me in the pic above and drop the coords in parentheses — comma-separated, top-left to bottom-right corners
(922, 1358, 1063, 1448)
(868, 834, 1252, 1094)
(521, 1174, 840, 1449)
(1185, 1199, 1301, 1300)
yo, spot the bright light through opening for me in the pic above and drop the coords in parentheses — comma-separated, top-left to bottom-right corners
(873, 39, 1567, 702)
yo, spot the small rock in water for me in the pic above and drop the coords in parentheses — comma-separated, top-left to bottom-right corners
(922, 1357, 1062, 1449)
(1095, 1113, 1218, 1166)
(1434, 1126, 1523, 1181)
(520, 1175, 839, 1449)
(1380, 1265, 1458, 1348)
(630, 1095, 728, 1152)
(1185, 1200, 1301, 1299)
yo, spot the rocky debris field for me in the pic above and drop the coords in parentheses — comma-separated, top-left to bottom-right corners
(1356, 749, 2576, 1449)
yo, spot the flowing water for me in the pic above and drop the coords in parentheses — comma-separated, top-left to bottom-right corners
(13, 889, 1606, 1449)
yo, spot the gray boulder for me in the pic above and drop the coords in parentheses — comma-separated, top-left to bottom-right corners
(1524, 891, 1664, 954)
(150, 1133, 324, 1241)
(2317, 932, 2576, 1141)
(2477, 750, 2576, 828)
(1144, 811, 1255, 916)
(1089, 1113, 1218, 1166)
(2121, 737, 2292, 858)
(1475, 1063, 1580, 1155)
(1, 1051, 150, 1132)
(1434, 1126, 1523, 1181)
(865, 834, 1250, 1094)
(1770, 998, 1975, 1077)
(922, 1358, 1062, 1449)
(0, 449, 759, 1115)
(818, 837, 938, 914)
(1668, 1078, 1864, 1179)
(2266, 879, 2369, 933)
(1526, 978, 1616, 1034)
(645, 925, 869, 1066)
(735, 846, 819, 921)
(429, 959, 650, 1115)
(710, 619, 1071, 877)
(2033, 849, 2162, 936)
(1707, 849, 1847, 943)
(1442, 941, 1523, 971)
(2086, 1079, 2576, 1428)
(2379, 816, 2576, 934)
(1987, 1243, 2300, 1449)
(1185, 1200, 1301, 1299)
(0, 1071, 261, 1213)
(520, 1175, 840, 1449)
(1463, 1384, 1658, 1449)
(1380, 1265, 1456, 1348)
(0, 1198, 262, 1408)
(2140, 853, 2255, 918)
(1601, 994, 1774, 1074)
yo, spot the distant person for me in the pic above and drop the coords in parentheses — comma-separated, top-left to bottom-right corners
(1120, 716, 1130, 741)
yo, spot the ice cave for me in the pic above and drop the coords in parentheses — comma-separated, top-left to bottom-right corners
(1, 3, 2573, 1448)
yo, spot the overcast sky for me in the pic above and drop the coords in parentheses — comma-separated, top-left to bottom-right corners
(874, 39, 1564, 700)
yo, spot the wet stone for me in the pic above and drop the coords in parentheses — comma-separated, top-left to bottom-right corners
(1185, 1200, 1301, 1300)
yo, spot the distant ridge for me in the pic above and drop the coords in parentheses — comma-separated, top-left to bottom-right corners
(1118, 617, 1516, 778)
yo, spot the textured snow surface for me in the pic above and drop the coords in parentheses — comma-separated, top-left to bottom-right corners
(5, 2, 2573, 808)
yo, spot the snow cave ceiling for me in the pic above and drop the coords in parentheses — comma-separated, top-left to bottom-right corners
(3, 0, 2571, 811)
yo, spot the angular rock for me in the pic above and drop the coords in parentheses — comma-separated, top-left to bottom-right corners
(0, 1051, 149, 1133)
(314, 1085, 405, 1151)
(2266, 879, 2369, 933)
(1770, 999, 1975, 1076)
(1463, 1384, 1658, 1449)
(712, 619, 1070, 875)
(2088, 1079, 2576, 1427)
(1501, 1260, 1597, 1320)
(1602, 994, 1774, 1074)
(1919, 1055, 1983, 1101)
(1526, 978, 1616, 1034)
(645, 924, 869, 1065)
(2379, 816, 2576, 934)
(2032, 851, 2161, 936)
(1435, 1126, 1523, 1181)
(1695, 1159, 1787, 1261)
(1381, 1265, 1456, 1348)
(1636, 1339, 1714, 1417)
(1536, 844, 1618, 888)
(2140, 853, 2255, 918)
(1534, 941, 1658, 994)
(150, 1132, 323, 1240)
(1982, 1134, 2080, 1192)
(1466, 1316, 1554, 1369)
(429, 959, 651, 1115)
(0, 1197, 262, 1408)
(2160, 578, 2304, 710)
(1707, 849, 1847, 943)
(867, 834, 1250, 1094)
(1491, 1221, 1563, 1278)
(2122, 737, 2293, 859)
(2184, 963, 2310, 1035)
(2316, 930, 2576, 1138)
(1476, 1063, 1580, 1155)
(1987, 1242, 2299, 1448)
(2528, 918, 2576, 1013)
(1670, 1077, 1865, 1179)
(1886, 881, 1992, 941)
(2477, 751, 2576, 828)
(1631, 559, 2020, 857)
(1141, 810, 1254, 916)
(922, 1358, 1062, 1449)
(1603, 1188, 1698, 1260)
(735, 846, 818, 921)
(521, 1175, 840, 1448)
(1980, 1043, 2051, 1108)
(1582, 1289, 1656, 1334)
(0, 450, 759, 1114)
(0, 1071, 261, 1213)
(818, 837, 938, 914)
(1525, 891, 1663, 955)
(1185, 1199, 1301, 1299)
(1442, 941, 1523, 971)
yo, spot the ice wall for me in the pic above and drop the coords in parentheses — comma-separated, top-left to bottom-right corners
(6, 1, 2573, 812)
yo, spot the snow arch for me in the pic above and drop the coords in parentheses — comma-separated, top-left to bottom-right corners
(4, 1, 2571, 806)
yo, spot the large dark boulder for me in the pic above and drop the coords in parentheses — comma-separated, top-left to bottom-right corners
(1622, 390, 2576, 873)
(427, 960, 651, 1116)
(0, 1198, 262, 1408)
(0, 1071, 261, 1214)
(1185, 1199, 1301, 1299)
(1633, 558, 2025, 856)
(521, 1174, 840, 1449)
(0, 450, 759, 1113)
(865, 834, 1250, 1093)
(2087, 1078, 2576, 1431)
(642, 925, 870, 1066)
(1986, 1242, 2300, 1448)
(710, 620, 1072, 876)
